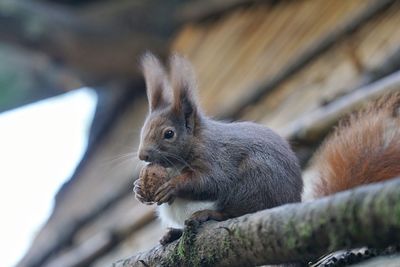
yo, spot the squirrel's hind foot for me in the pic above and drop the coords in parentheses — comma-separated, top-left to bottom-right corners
(184, 209, 228, 226)
(159, 228, 183, 245)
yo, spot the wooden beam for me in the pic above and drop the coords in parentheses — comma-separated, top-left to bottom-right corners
(0, 43, 82, 112)
(43, 208, 155, 267)
(280, 69, 400, 144)
(0, 0, 182, 86)
(178, 0, 260, 22)
(226, 0, 395, 120)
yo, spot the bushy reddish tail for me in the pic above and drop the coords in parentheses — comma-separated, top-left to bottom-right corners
(311, 92, 400, 198)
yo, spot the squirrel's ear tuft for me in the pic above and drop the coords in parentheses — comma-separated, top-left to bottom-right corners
(169, 53, 200, 130)
(140, 52, 169, 112)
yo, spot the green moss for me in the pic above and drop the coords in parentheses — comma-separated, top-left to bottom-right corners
(280, 219, 298, 250)
(176, 240, 185, 259)
(221, 235, 232, 255)
(394, 197, 400, 222)
(233, 228, 241, 239)
(233, 227, 255, 249)
(327, 230, 341, 251)
(375, 195, 390, 218)
(166, 225, 202, 267)
(166, 226, 235, 267)
(285, 235, 297, 249)
(297, 222, 313, 239)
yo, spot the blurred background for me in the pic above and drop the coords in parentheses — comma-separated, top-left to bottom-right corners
(1, 0, 400, 266)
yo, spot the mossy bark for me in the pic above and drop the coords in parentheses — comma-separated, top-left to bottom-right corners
(113, 177, 400, 267)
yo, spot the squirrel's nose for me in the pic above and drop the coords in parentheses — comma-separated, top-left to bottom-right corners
(138, 150, 150, 162)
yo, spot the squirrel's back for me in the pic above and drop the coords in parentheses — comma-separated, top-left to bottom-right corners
(311, 92, 400, 198)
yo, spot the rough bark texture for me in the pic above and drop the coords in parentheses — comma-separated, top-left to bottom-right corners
(113, 177, 400, 267)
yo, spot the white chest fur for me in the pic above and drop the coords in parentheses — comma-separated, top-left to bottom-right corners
(157, 198, 216, 228)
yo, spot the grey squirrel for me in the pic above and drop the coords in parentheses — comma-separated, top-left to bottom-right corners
(134, 52, 400, 245)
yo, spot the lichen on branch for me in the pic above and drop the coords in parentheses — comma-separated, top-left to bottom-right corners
(113, 177, 400, 267)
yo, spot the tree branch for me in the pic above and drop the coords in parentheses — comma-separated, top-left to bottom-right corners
(113, 177, 400, 267)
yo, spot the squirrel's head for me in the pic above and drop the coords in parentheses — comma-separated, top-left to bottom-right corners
(138, 52, 201, 167)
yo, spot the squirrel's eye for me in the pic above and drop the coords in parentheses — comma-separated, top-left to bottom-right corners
(164, 130, 175, 139)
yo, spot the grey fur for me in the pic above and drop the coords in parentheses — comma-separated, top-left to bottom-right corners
(138, 53, 303, 219)
(179, 118, 303, 216)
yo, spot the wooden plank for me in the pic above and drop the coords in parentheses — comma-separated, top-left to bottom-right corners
(178, 0, 259, 22)
(281, 69, 400, 142)
(0, 44, 80, 112)
(0, 0, 182, 87)
(73, 197, 154, 244)
(44, 232, 114, 267)
(91, 220, 164, 267)
(172, 0, 382, 118)
(42, 201, 156, 267)
(18, 96, 148, 267)
(241, 2, 400, 131)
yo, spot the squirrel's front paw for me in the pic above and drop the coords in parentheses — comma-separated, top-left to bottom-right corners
(133, 179, 153, 205)
(154, 180, 177, 205)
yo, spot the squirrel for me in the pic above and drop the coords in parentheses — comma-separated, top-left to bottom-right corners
(134, 52, 400, 245)
(134, 52, 303, 245)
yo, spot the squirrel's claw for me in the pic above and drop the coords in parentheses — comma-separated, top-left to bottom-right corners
(133, 179, 142, 195)
(135, 194, 153, 205)
(154, 181, 176, 205)
(133, 179, 141, 186)
(159, 228, 183, 245)
(134, 180, 153, 205)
